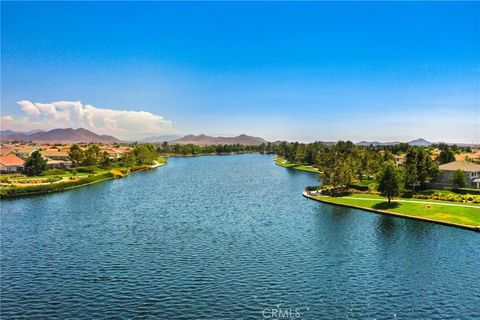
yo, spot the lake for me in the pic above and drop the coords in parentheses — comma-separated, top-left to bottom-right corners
(1, 154, 479, 319)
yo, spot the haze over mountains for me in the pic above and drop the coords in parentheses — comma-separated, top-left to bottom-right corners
(167, 134, 268, 146)
(0, 128, 119, 143)
(0, 128, 474, 146)
(356, 138, 433, 147)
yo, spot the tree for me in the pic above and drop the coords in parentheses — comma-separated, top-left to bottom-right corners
(377, 162, 402, 204)
(99, 151, 112, 168)
(404, 148, 438, 191)
(83, 145, 101, 166)
(451, 169, 467, 188)
(133, 144, 158, 164)
(438, 149, 455, 164)
(295, 144, 306, 163)
(24, 150, 47, 176)
(68, 144, 85, 167)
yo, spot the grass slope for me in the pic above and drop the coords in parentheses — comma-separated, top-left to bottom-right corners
(274, 158, 320, 173)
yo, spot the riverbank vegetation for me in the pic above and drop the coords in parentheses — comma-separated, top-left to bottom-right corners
(156, 142, 275, 156)
(275, 140, 478, 201)
(277, 140, 479, 228)
(0, 143, 167, 198)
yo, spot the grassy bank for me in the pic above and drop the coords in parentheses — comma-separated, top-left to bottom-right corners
(274, 157, 320, 173)
(0, 172, 116, 198)
(0, 159, 168, 199)
(305, 192, 480, 230)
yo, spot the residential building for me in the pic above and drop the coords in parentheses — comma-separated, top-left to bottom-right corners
(0, 154, 25, 173)
(41, 149, 70, 161)
(437, 161, 480, 189)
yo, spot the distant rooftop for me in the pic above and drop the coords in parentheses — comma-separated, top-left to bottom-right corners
(439, 161, 480, 172)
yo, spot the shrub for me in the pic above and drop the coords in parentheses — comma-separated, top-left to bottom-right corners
(348, 183, 369, 191)
(45, 176, 62, 183)
(450, 188, 480, 195)
(77, 166, 99, 173)
(305, 185, 321, 191)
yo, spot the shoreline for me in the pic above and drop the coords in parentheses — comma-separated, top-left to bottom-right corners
(0, 163, 166, 200)
(303, 191, 480, 232)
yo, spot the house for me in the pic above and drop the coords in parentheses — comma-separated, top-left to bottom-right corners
(40, 149, 70, 161)
(0, 147, 15, 156)
(393, 155, 405, 167)
(46, 159, 72, 169)
(437, 161, 480, 189)
(0, 154, 25, 173)
(15, 146, 38, 159)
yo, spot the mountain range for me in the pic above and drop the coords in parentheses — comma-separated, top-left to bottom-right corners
(141, 135, 182, 143)
(168, 134, 268, 146)
(0, 128, 119, 143)
(356, 138, 433, 147)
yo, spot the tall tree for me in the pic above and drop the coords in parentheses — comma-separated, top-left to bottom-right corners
(404, 148, 438, 191)
(438, 149, 455, 164)
(83, 145, 102, 166)
(68, 144, 85, 167)
(377, 162, 402, 204)
(24, 150, 47, 176)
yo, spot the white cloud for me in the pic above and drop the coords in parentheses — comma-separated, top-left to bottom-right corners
(1, 100, 174, 139)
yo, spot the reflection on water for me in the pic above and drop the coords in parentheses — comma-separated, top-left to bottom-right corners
(1, 154, 479, 319)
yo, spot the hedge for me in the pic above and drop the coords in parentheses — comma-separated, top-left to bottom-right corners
(449, 188, 480, 195)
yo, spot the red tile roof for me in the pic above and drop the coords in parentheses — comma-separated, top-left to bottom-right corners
(0, 154, 25, 167)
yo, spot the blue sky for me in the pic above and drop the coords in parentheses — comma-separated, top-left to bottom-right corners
(1, 2, 479, 142)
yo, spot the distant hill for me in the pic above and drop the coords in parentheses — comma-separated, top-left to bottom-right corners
(356, 138, 432, 147)
(141, 135, 182, 143)
(356, 140, 401, 146)
(0, 128, 120, 143)
(170, 134, 268, 146)
(408, 138, 432, 147)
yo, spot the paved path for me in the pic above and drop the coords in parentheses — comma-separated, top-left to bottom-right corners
(340, 196, 480, 209)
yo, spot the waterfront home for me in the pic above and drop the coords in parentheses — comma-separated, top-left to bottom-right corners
(14, 146, 38, 159)
(437, 161, 480, 189)
(0, 154, 25, 173)
(0, 146, 15, 156)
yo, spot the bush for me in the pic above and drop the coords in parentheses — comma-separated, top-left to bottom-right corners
(45, 176, 62, 183)
(450, 188, 480, 195)
(0, 176, 11, 183)
(305, 185, 321, 191)
(322, 187, 351, 197)
(348, 183, 369, 191)
(39, 169, 67, 176)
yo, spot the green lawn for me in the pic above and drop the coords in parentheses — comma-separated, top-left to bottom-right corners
(313, 194, 480, 227)
(274, 158, 320, 173)
(14, 171, 91, 182)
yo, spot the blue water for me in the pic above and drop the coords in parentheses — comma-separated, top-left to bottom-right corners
(1, 154, 479, 319)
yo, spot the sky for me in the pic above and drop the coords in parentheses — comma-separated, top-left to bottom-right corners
(1, 2, 479, 143)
